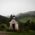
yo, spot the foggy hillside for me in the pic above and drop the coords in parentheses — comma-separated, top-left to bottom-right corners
(16, 11, 35, 18)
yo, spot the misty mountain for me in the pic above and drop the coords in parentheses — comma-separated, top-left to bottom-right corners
(16, 11, 35, 19)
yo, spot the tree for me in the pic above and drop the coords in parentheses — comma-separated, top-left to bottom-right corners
(9, 15, 13, 22)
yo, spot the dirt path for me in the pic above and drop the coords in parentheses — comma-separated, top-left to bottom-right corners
(0, 31, 9, 35)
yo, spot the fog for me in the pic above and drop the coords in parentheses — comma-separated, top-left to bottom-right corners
(0, 0, 35, 16)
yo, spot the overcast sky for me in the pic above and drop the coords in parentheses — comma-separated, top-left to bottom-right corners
(0, 0, 35, 16)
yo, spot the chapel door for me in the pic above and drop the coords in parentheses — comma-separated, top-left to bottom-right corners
(12, 24, 15, 31)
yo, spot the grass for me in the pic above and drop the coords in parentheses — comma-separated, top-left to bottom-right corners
(0, 30, 35, 35)
(5, 31, 35, 35)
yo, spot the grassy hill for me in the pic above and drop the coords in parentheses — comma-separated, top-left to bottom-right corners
(16, 11, 35, 23)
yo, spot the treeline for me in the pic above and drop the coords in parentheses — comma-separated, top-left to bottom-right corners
(18, 20, 35, 32)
